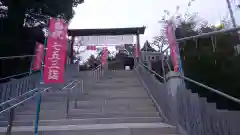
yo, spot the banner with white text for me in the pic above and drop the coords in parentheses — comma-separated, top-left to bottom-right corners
(43, 18, 68, 84)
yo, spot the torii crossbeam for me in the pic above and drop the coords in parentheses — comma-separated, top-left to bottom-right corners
(67, 27, 146, 64)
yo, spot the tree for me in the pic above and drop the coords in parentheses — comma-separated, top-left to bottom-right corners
(0, 0, 84, 79)
(86, 54, 99, 69)
(152, 35, 167, 52)
(153, 13, 240, 110)
(0, 0, 84, 53)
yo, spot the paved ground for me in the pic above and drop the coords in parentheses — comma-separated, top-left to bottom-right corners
(0, 70, 177, 135)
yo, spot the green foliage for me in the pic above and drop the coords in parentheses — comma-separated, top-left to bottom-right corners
(86, 54, 99, 68)
(155, 14, 240, 110)
(178, 19, 240, 110)
(0, 0, 83, 78)
(0, 0, 83, 21)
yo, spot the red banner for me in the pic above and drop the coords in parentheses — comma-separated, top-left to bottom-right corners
(86, 45, 96, 50)
(32, 42, 44, 70)
(101, 47, 107, 65)
(43, 18, 68, 84)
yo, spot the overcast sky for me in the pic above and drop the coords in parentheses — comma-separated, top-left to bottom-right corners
(68, 0, 240, 61)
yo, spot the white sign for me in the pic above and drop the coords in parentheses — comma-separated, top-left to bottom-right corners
(77, 35, 134, 45)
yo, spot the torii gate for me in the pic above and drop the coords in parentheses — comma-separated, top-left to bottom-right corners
(67, 27, 145, 65)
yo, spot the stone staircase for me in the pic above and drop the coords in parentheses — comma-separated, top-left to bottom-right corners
(0, 70, 178, 135)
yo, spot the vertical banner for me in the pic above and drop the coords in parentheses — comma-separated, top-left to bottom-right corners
(165, 22, 183, 75)
(101, 47, 107, 65)
(43, 18, 68, 84)
(32, 42, 44, 70)
(134, 44, 139, 58)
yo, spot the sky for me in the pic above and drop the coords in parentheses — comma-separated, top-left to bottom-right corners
(68, 0, 240, 62)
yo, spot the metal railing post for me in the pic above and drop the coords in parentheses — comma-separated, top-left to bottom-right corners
(94, 70, 96, 81)
(96, 69, 98, 81)
(74, 84, 78, 109)
(6, 108, 15, 135)
(66, 89, 70, 118)
(34, 93, 42, 135)
(95, 69, 98, 81)
(101, 66, 104, 77)
(81, 80, 84, 93)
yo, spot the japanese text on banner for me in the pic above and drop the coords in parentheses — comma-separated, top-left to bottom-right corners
(43, 18, 67, 84)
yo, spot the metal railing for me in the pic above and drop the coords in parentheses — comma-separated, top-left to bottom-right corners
(0, 55, 40, 104)
(0, 63, 89, 135)
(162, 26, 240, 53)
(0, 87, 51, 135)
(0, 73, 40, 104)
(91, 64, 106, 81)
(135, 62, 240, 134)
(0, 78, 85, 135)
(62, 80, 83, 117)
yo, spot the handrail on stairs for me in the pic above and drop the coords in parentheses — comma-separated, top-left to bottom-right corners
(1, 63, 108, 135)
(0, 88, 38, 107)
(0, 87, 51, 135)
(63, 80, 83, 117)
(136, 61, 240, 134)
(0, 78, 85, 135)
(90, 64, 104, 80)
(137, 62, 240, 104)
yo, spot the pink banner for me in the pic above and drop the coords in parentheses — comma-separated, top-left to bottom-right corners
(165, 24, 177, 71)
(43, 18, 68, 84)
(32, 42, 44, 70)
(101, 47, 107, 65)
(134, 44, 139, 57)
(165, 22, 183, 74)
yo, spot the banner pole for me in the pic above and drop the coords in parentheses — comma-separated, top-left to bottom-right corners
(40, 19, 49, 84)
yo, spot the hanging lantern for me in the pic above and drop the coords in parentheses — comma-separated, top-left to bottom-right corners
(86, 45, 96, 50)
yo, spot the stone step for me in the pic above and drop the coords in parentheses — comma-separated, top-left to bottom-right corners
(76, 94, 151, 100)
(19, 98, 154, 110)
(92, 86, 144, 90)
(13, 112, 159, 121)
(0, 117, 163, 126)
(95, 80, 140, 84)
(76, 98, 153, 105)
(85, 91, 149, 98)
(16, 105, 157, 115)
(0, 122, 177, 135)
(18, 101, 74, 110)
(80, 93, 149, 98)
(69, 112, 159, 119)
(93, 83, 142, 87)
(89, 87, 145, 91)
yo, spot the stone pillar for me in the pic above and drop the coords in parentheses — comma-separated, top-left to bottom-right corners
(136, 34, 140, 57)
(166, 71, 183, 125)
(147, 61, 152, 70)
(134, 33, 140, 68)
